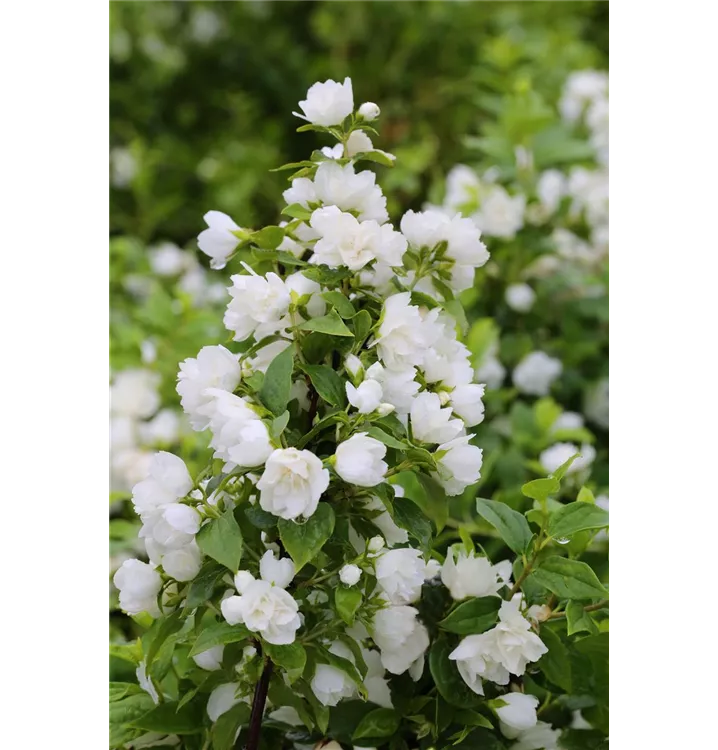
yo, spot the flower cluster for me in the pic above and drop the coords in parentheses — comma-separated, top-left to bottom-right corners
(110, 78, 608, 750)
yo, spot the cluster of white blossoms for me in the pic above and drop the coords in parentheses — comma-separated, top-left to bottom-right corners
(110, 368, 183, 493)
(111, 78, 590, 750)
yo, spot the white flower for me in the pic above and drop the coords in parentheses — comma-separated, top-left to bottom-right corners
(149, 242, 188, 276)
(372, 605, 429, 676)
(161, 543, 202, 582)
(449, 383, 486, 427)
(537, 170, 566, 214)
(505, 283, 536, 313)
(513, 352, 563, 396)
(551, 411, 584, 433)
(283, 176, 318, 208)
(443, 164, 481, 211)
(410, 391, 464, 444)
(334, 433, 387, 487)
(441, 547, 505, 600)
(139, 409, 182, 446)
(375, 293, 437, 370)
(310, 642, 357, 706)
(285, 271, 326, 318)
(111, 369, 160, 418)
(539, 442, 596, 475)
(433, 435, 483, 496)
(339, 564, 362, 586)
(132, 451, 193, 515)
(491, 596, 548, 675)
(473, 187, 525, 239)
(177, 345, 241, 431)
(346, 129, 374, 156)
(221, 576, 300, 645)
(560, 70, 608, 124)
(136, 661, 159, 705)
(204, 390, 274, 469)
(346, 380, 383, 414)
(193, 645, 224, 671)
(198, 211, 243, 269)
(259, 549, 295, 589)
(450, 634, 510, 695)
(421, 316, 472, 387)
(584, 377, 609, 429)
(113, 559, 162, 617)
(224, 271, 290, 342)
(313, 161, 388, 223)
(366, 363, 420, 414)
(309, 206, 380, 271)
(295, 77, 354, 127)
(362, 648, 393, 708)
(207, 683, 241, 722)
(495, 693, 539, 734)
(476, 356, 506, 390)
(511, 721, 562, 750)
(257, 448, 330, 520)
(374, 548, 428, 605)
(358, 102, 380, 120)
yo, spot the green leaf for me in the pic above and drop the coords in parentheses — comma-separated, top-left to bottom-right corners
(301, 265, 353, 287)
(212, 703, 251, 750)
(109, 641, 143, 665)
(352, 707, 401, 741)
(109, 682, 143, 702)
(529, 557, 608, 600)
(350, 309, 372, 348)
(142, 611, 184, 667)
(109, 693, 156, 732)
(321, 290, 356, 318)
(259, 345, 294, 416)
(189, 621, 251, 657)
(355, 150, 396, 168)
(454, 709, 494, 729)
(185, 560, 226, 608)
(196, 506, 243, 573)
(551, 454, 579, 480)
(129, 701, 203, 734)
(390, 498, 433, 551)
(270, 410, 290, 439)
(364, 425, 408, 450)
(303, 364, 347, 407)
(264, 642, 307, 684)
(577, 486, 596, 504)
(253, 225, 285, 250)
(475, 498, 532, 555)
(439, 596, 501, 635)
(335, 586, 363, 625)
(278, 503, 335, 570)
(429, 636, 482, 709)
(298, 309, 354, 337)
(537, 626, 572, 692)
(244, 504, 277, 530)
(522, 477, 560, 503)
(268, 679, 314, 730)
(281, 203, 313, 221)
(547, 503, 609, 540)
(566, 600, 600, 636)
(394, 471, 449, 533)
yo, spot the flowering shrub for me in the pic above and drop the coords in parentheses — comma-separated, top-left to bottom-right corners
(421, 70, 609, 531)
(110, 80, 608, 750)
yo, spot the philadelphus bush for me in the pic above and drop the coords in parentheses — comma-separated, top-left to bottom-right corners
(110, 79, 609, 750)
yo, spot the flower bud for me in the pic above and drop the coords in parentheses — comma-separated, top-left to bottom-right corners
(358, 102, 380, 121)
(339, 564, 362, 586)
(377, 403, 395, 416)
(345, 353, 364, 381)
(368, 535, 385, 553)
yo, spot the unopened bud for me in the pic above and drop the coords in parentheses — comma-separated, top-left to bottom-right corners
(358, 102, 380, 121)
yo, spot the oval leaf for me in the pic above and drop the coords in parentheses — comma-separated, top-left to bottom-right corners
(278, 503, 335, 571)
(475, 498, 532, 555)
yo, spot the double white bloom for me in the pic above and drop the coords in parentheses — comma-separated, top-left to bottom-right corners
(441, 547, 512, 600)
(374, 548, 433, 605)
(513, 351, 563, 396)
(433, 435, 483, 496)
(256, 448, 330, 520)
(197, 210, 243, 269)
(224, 271, 290, 342)
(113, 559, 162, 617)
(221, 551, 300, 645)
(334, 433, 387, 487)
(372, 604, 429, 677)
(294, 76, 354, 127)
(449, 596, 547, 695)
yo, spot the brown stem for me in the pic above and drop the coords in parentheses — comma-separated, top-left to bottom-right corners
(243, 656, 273, 750)
(307, 383, 319, 426)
